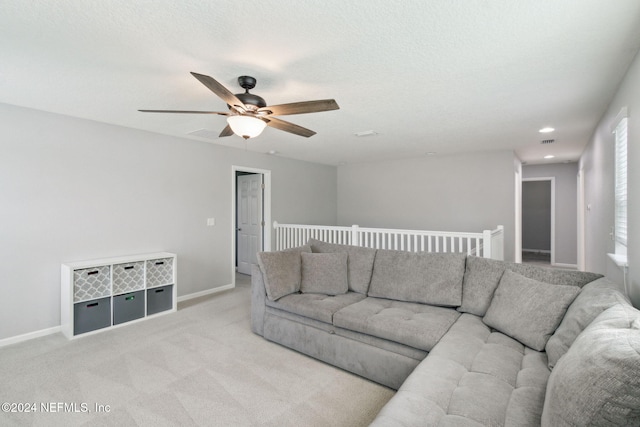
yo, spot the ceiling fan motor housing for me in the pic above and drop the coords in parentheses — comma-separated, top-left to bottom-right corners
(233, 75, 266, 110)
(235, 92, 266, 109)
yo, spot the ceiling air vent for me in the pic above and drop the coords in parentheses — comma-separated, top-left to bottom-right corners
(355, 130, 378, 137)
(188, 129, 220, 140)
(541, 139, 555, 144)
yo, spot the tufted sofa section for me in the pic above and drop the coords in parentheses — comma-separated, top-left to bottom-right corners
(251, 239, 640, 425)
(266, 291, 365, 324)
(371, 314, 550, 427)
(333, 297, 460, 352)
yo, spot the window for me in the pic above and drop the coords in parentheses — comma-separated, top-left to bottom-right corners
(614, 115, 628, 255)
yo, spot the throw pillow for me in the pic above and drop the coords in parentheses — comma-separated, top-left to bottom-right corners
(458, 256, 602, 317)
(367, 250, 466, 307)
(300, 252, 349, 295)
(483, 270, 581, 351)
(541, 303, 640, 426)
(545, 277, 630, 369)
(257, 250, 302, 301)
(308, 238, 376, 294)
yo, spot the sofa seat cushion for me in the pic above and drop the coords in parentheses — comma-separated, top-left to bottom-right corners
(368, 250, 466, 307)
(333, 297, 460, 352)
(371, 313, 550, 427)
(265, 291, 366, 324)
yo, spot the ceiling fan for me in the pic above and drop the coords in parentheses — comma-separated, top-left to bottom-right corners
(139, 72, 339, 139)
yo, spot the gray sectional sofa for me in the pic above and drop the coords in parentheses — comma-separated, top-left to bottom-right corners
(250, 238, 640, 426)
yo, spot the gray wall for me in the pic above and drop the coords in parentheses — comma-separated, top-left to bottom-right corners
(337, 150, 517, 261)
(580, 49, 640, 308)
(523, 163, 579, 265)
(522, 180, 551, 252)
(0, 103, 337, 340)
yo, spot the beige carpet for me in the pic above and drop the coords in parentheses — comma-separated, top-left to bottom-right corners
(0, 275, 394, 426)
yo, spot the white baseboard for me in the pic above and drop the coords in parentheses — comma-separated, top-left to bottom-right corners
(1, 284, 235, 348)
(552, 262, 578, 269)
(522, 249, 551, 254)
(0, 325, 61, 348)
(177, 283, 235, 302)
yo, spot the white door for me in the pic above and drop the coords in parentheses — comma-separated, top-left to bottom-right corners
(237, 174, 263, 275)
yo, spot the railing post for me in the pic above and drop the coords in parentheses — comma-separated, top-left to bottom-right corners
(273, 221, 279, 251)
(351, 225, 360, 246)
(494, 225, 504, 260)
(482, 229, 492, 258)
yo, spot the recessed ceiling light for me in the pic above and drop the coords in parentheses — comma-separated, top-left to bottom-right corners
(267, 150, 278, 155)
(355, 130, 378, 137)
(544, 155, 555, 159)
(539, 127, 555, 133)
(425, 152, 437, 156)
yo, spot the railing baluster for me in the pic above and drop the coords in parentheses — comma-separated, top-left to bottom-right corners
(271, 222, 503, 258)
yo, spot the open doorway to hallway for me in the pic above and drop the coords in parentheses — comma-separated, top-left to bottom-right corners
(522, 178, 554, 266)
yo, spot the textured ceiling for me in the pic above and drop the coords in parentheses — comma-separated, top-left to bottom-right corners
(2, 0, 640, 165)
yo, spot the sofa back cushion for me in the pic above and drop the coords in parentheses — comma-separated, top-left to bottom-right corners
(458, 256, 506, 316)
(545, 277, 630, 369)
(300, 252, 349, 295)
(541, 303, 640, 426)
(367, 250, 466, 307)
(483, 270, 581, 351)
(308, 239, 376, 294)
(459, 256, 602, 317)
(257, 245, 310, 301)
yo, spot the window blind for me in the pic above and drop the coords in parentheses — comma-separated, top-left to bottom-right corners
(614, 117, 628, 247)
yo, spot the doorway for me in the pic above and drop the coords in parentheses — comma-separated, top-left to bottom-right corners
(522, 178, 555, 266)
(231, 166, 271, 285)
(236, 172, 262, 275)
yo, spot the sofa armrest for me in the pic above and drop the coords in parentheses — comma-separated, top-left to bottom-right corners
(251, 264, 267, 336)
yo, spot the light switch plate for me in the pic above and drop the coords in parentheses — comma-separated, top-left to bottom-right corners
(207, 218, 215, 226)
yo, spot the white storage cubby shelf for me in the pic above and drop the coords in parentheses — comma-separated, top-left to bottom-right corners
(61, 252, 177, 339)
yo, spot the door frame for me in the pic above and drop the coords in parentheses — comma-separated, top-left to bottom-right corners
(231, 165, 271, 286)
(521, 177, 556, 265)
(514, 167, 522, 263)
(577, 169, 586, 271)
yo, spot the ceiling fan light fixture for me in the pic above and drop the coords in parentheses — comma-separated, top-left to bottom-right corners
(227, 115, 267, 139)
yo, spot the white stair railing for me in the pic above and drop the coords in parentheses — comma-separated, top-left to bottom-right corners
(273, 222, 504, 260)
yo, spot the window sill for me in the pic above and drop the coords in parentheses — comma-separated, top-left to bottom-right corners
(608, 253, 628, 268)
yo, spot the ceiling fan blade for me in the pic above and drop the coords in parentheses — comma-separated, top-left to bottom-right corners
(138, 109, 229, 115)
(190, 72, 247, 111)
(258, 99, 339, 116)
(264, 117, 316, 138)
(219, 124, 234, 137)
